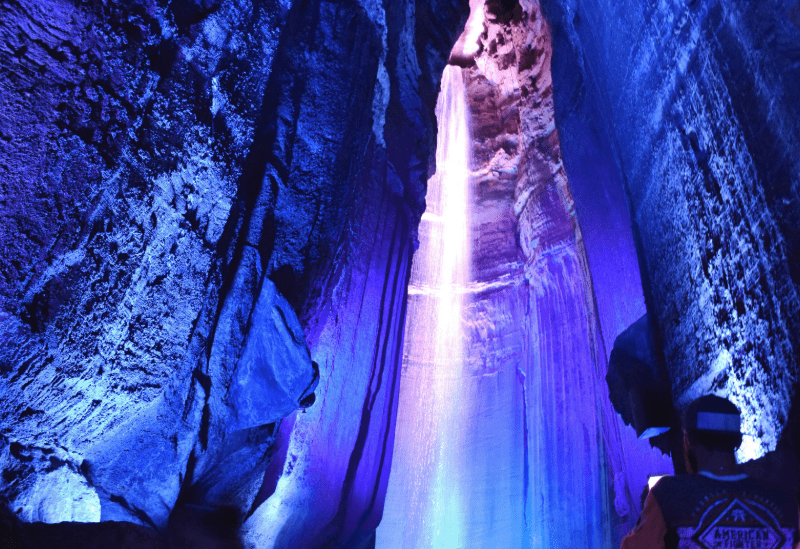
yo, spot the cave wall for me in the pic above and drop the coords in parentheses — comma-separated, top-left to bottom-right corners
(0, 0, 467, 544)
(542, 0, 800, 460)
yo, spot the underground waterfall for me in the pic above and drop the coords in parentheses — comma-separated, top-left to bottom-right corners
(377, 65, 471, 549)
(377, 4, 673, 544)
(2, 0, 797, 546)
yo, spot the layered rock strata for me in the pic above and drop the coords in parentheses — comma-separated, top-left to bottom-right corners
(380, 1, 670, 547)
(239, 1, 469, 546)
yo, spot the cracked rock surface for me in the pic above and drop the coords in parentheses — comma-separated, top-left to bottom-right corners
(0, 0, 466, 545)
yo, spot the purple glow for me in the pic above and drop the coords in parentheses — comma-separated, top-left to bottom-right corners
(378, 2, 673, 544)
(378, 65, 472, 549)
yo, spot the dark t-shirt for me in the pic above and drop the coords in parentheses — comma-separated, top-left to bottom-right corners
(622, 473, 799, 549)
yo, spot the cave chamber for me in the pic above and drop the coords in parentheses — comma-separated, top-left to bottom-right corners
(0, 0, 799, 547)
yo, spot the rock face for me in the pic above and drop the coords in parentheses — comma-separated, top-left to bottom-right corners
(379, 1, 670, 547)
(543, 0, 800, 461)
(0, 0, 320, 528)
(239, 0, 470, 545)
(0, 0, 466, 544)
(226, 280, 317, 433)
(3, 0, 797, 545)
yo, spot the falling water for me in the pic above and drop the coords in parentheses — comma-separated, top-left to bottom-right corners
(378, 33, 665, 548)
(376, 64, 471, 549)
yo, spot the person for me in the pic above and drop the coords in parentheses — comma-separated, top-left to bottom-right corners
(621, 394, 799, 549)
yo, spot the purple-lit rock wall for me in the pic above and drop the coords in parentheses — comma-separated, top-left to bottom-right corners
(543, 0, 800, 461)
(379, 1, 671, 547)
(238, 1, 470, 546)
(0, 0, 466, 543)
(462, 2, 671, 544)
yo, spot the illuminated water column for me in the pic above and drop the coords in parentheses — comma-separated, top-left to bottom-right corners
(378, 12, 670, 543)
(376, 64, 471, 549)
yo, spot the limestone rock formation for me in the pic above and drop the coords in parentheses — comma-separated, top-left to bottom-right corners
(380, 1, 671, 547)
(0, 0, 292, 527)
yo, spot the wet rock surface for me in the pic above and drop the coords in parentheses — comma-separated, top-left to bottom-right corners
(239, 4, 469, 546)
(380, 1, 671, 547)
(467, 2, 673, 545)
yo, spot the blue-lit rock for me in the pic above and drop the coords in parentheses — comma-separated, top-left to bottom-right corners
(0, 0, 467, 542)
(0, 438, 100, 524)
(543, 0, 800, 461)
(0, 0, 319, 530)
(227, 279, 317, 432)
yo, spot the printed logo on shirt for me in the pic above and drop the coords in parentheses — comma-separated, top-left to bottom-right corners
(676, 496, 793, 549)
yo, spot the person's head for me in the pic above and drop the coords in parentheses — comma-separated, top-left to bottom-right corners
(683, 395, 742, 471)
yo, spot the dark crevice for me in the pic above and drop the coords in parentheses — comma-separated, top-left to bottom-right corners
(109, 494, 159, 531)
(348, 226, 413, 543)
